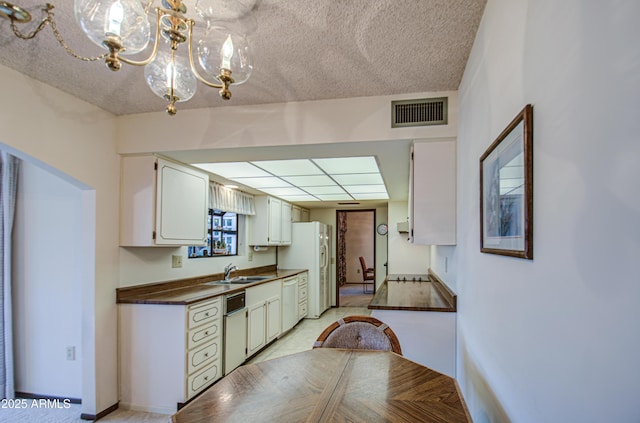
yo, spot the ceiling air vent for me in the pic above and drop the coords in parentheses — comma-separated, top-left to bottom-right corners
(391, 97, 448, 128)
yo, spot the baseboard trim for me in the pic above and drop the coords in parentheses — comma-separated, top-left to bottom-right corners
(80, 402, 119, 421)
(16, 391, 82, 404)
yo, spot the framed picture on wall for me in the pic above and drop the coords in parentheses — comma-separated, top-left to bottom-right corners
(479, 104, 533, 259)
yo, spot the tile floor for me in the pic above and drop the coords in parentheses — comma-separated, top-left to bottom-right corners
(248, 306, 372, 364)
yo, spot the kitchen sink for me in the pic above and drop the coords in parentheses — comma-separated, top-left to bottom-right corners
(206, 275, 274, 285)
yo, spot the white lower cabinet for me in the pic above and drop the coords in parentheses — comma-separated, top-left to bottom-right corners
(246, 281, 282, 357)
(298, 271, 309, 321)
(119, 297, 223, 413)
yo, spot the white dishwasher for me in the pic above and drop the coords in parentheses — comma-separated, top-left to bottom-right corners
(223, 291, 247, 375)
(281, 276, 299, 333)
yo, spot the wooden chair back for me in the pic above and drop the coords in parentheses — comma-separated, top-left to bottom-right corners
(313, 315, 402, 355)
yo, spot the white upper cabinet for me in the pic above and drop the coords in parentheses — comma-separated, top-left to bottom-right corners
(120, 155, 209, 246)
(249, 196, 292, 246)
(410, 140, 456, 245)
(292, 205, 310, 222)
(281, 201, 292, 244)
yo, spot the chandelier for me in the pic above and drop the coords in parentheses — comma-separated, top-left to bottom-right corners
(0, 1, 254, 115)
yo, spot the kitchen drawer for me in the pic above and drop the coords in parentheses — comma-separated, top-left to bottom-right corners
(187, 360, 221, 398)
(298, 283, 308, 301)
(188, 297, 221, 329)
(188, 338, 220, 375)
(298, 300, 308, 319)
(188, 321, 220, 350)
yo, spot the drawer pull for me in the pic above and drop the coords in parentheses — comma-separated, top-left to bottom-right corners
(205, 312, 209, 316)
(204, 376, 208, 380)
(204, 353, 208, 357)
(205, 331, 209, 335)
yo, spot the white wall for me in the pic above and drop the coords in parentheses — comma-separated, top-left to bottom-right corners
(0, 64, 119, 417)
(116, 91, 459, 155)
(119, 216, 276, 286)
(13, 161, 83, 398)
(438, 1, 640, 422)
(387, 201, 430, 275)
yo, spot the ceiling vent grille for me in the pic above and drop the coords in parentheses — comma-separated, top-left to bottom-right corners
(391, 97, 448, 128)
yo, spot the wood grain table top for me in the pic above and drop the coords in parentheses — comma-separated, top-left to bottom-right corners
(172, 349, 471, 423)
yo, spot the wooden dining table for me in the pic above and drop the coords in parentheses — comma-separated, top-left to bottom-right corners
(171, 348, 472, 423)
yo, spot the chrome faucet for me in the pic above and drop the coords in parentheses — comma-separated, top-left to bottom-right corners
(224, 263, 238, 281)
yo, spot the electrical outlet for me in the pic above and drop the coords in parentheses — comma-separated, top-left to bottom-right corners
(248, 250, 253, 262)
(172, 255, 183, 268)
(66, 346, 75, 361)
(445, 257, 448, 273)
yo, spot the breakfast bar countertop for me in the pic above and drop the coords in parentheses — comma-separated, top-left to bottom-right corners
(116, 266, 307, 306)
(368, 270, 457, 312)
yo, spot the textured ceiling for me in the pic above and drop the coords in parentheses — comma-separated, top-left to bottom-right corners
(0, 0, 486, 116)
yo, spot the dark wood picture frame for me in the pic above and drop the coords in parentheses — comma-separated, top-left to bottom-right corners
(480, 104, 533, 259)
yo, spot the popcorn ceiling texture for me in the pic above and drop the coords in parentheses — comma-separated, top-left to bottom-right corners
(0, 0, 486, 116)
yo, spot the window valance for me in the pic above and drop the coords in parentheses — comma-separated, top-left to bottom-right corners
(209, 182, 256, 215)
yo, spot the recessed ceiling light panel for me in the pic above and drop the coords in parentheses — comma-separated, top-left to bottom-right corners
(313, 157, 379, 174)
(343, 184, 387, 194)
(260, 187, 308, 196)
(196, 155, 388, 203)
(331, 173, 384, 185)
(251, 159, 323, 176)
(279, 194, 320, 202)
(231, 177, 293, 188)
(281, 175, 335, 186)
(302, 186, 346, 195)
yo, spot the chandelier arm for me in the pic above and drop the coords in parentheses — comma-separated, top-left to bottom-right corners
(116, 8, 163, 67)
(8, 4, 108, 62)
(186, 19, 223, 89)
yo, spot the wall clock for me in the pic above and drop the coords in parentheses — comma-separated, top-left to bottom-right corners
(376, 223, 388, 235)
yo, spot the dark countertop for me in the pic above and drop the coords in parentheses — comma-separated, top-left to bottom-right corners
(117, 267, 307, 305)
(368, 270, 457, 312)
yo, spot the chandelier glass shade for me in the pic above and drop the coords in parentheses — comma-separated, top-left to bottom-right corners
(74, 0, 151, 56)
(0, 0, 255, 115)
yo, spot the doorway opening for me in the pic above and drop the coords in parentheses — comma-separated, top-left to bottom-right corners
(336, 209, 375, 307)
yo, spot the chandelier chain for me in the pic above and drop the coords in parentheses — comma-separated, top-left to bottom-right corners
(9, 4, 107, 62)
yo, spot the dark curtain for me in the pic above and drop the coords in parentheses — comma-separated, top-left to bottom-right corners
(336, 211, 348, 286)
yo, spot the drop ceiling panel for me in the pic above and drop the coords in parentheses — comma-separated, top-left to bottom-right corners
(313, 157, 379, 174)
(252, 159, 323, 176)
(331, 173, 384, 185)
(281, 175, 335, 186)
(343, 184, 387, 194)
(302, 186, 347, 195)
(197, 156, 390, 203)
(231, 177, 293, 188)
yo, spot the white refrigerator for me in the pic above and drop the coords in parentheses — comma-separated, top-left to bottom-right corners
(278, 222, 331, 318)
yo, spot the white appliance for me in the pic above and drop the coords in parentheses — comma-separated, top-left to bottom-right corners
(278, 222, 331, 318)
(281, 276, 299, 332)
(223, 291, 247, 375)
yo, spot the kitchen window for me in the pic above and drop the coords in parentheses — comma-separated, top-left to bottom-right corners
(188, 209, 238, 258)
